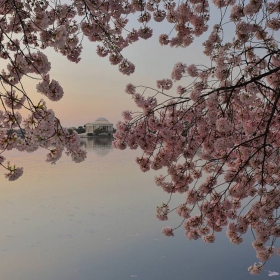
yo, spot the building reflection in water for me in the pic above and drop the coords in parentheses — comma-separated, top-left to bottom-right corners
(80, 136, 113, 156)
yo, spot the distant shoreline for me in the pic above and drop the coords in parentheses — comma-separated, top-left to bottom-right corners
(79, 134, 114, 138)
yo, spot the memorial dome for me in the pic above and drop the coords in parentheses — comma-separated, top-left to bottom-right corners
(84, 118, 114, 134)
(93, 117, 111, 125)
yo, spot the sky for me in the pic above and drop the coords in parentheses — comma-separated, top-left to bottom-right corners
(6, 0, 277, 129)
(22, 18, 210, 128)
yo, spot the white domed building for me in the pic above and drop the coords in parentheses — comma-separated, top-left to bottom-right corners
(84, 117, 114, 134)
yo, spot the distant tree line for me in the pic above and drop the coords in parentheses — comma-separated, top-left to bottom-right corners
(67, 126, 86, 135)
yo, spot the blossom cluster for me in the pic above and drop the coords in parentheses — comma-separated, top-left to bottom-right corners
(114, 0, 280, 272)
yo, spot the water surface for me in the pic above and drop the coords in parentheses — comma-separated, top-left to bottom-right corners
(0, 137, 277, 280)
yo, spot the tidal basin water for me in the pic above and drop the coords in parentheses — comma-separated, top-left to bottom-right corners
(0, 137, 278, 280)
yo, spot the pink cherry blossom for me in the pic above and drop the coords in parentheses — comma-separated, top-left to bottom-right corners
(162, 227, 174, 236)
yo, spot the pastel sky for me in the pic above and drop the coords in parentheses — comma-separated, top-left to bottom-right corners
(22, 11, 220, 128)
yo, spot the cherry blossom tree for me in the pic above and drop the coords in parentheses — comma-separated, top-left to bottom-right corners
(1, 0, 280, 275)
(112, 0, 280, 275)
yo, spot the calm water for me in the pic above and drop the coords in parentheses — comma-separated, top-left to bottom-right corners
(0, 137, 278, 280)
